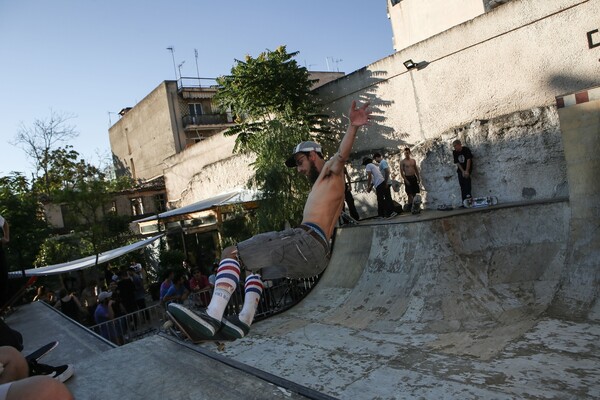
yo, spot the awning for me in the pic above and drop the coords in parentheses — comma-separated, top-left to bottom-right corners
(8, 234, 164, 278)
(134, 189, 260, 223)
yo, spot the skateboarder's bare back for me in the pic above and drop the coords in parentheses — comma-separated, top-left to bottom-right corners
(167, 100, 372, 340)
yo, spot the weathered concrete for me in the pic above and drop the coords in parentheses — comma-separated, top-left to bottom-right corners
(206, 201, 599, 399)
(549, 87, 600, 319)
(6, 199, 599, 399)
(6, 303, 321, 400)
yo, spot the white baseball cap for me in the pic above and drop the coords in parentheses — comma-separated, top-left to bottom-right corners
(285, 141, 322, 167)
(98, 291, 112, 302)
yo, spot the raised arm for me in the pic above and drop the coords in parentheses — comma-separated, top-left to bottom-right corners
(329, 101, 371, 175)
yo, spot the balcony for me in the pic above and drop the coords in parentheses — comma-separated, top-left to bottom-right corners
(182, 114, 230, 128)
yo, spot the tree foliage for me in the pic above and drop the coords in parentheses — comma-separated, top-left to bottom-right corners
(214, 46, 330, 232)
(0, 173, 50, 271)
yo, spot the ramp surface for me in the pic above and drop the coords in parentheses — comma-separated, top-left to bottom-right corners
(209, 202, 599, 399)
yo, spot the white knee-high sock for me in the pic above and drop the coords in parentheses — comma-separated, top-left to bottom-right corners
(238, 274, 263, 326)
(206, 258, 240, 320)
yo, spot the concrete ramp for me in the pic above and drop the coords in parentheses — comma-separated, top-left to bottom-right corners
(213, 202, 599, 399)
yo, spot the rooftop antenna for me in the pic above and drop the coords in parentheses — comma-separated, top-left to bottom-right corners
(194, 49, 200, 84)
(332, 58, 343, 72)
(326, 57, 343, 72)
(177, 60, 185, 80)
(166, 46, 177, 80)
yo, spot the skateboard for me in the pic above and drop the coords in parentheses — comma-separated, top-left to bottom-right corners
(463, 196, 498, 208)
(411, 194, 422, 214)
(164, 311, 233, 351)
(25, 341, 59, 363)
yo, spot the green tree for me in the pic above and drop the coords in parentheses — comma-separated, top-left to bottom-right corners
(43, 148, 133, 263)
(0, 173, 50, 271)
(214, 46, 331, 233)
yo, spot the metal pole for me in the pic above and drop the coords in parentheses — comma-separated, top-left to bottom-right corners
(166, 47, 177, 80)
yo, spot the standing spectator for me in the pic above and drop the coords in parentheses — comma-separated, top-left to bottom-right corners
(343, 166, 360, 221)
(452, 140, 474, 203)
(189, 269, 211, 307)
(159, 269, 174, 303)
(0, 214, 9, 305)
(32, 286, 48, 302)
(162, 271, 189, 306)
(80, 280, 98, 324)
(399, 147, 422, 206)
(362, 157, 394, 219)
(373, 153, 397, 218)
(129, 268, 146, 311)
(130, 259, 148, 290)
(54, 289, 84, 323)
(94, 291, 123, 345)
(116, 269, 137, 314)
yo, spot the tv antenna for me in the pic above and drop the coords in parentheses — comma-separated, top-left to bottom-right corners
(177, 60, 185, 80)
(326, 57, 343, 72)
(194, 49, 200, 82)
(166, 46, 177, 80)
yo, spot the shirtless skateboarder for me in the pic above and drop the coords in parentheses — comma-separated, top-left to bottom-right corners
(168, 100, 372, 340)
(400, 147, 421, 206)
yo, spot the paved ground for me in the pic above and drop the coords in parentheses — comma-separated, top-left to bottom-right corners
(6, 199, 599, 399)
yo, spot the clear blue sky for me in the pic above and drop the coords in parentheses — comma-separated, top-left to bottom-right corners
(0, 1, 393, 177)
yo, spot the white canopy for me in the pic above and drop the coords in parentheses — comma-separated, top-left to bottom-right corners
(134, 188, 261, 222)
(8, 234, 164, 278)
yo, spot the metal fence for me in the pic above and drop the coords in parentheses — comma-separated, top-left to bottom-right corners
(89, 276, 320, 346)
(89, 304, 166, 345)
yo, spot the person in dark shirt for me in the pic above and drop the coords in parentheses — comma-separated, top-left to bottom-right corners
(452, 140, 474, 202)
(116, 269, 137, 314)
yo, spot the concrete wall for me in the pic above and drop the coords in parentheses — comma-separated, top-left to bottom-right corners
(550, 87, 600, 320)
(316, 0, 598, 213)
(156, 0, 597, 216)
(109, 81, 182, 181)
(388, 0, 485, 51)
(163, 133, 254, 207)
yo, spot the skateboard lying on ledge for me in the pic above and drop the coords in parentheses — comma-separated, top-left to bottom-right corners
(26, 341, 59, 363)
(463, 196, 499, 208)
(164, 310, 233, 351)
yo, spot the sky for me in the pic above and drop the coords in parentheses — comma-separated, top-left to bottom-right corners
(0, 1, 394, 178)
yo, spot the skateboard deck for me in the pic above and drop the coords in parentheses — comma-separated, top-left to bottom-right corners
(411, 194, 422, 214)
(463, 196, 498, 208)
(164, 311, 233, 351)
(25, 341, 59, 363)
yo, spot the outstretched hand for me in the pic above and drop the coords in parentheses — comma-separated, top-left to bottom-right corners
(349, 100, 371, 127)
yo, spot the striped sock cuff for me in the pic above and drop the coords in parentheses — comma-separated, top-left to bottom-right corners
(245, 274, 264, 295)
(215, 258, 240, 288)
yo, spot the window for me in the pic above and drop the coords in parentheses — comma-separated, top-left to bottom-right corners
(189, 103, 203, 116)
(155, 194, 166, 212)
(130, 198, 144, 216)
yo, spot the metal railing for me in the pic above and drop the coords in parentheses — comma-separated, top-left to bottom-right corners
(89, 276, 320, 346)
(89, 304, 166, 345)
(182, 114, 230, 127)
